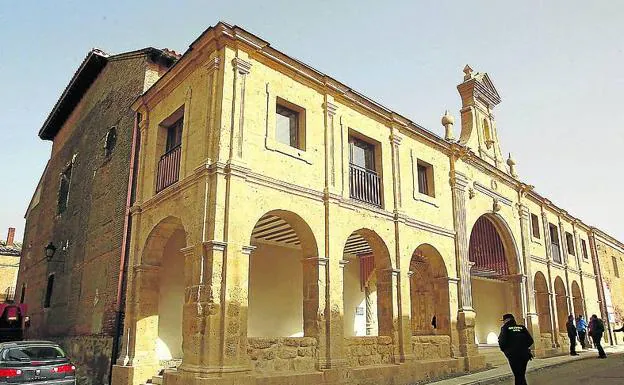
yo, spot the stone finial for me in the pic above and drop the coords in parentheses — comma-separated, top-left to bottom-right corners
(441, 110, 455, 141)
(463, 64, 474, 81)
(507, 153, 518, 178)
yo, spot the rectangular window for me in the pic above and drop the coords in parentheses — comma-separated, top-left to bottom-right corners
(549, 223, 562, 264)
(531, 213, 540, 239)
(613, 256, 620, 278)
(57, 163, 73, 214)
(165, 118, 183, 153)
(44, 275, 54, 308)
(349, 137, 375, 171)
(416, 160, 435, 197)
(565, 232, 576, 256)
(581, 239, 589, 259)
(276, 99, 305, 150)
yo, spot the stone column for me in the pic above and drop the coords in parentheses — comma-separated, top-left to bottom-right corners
(541, 210, 558, 347)
(229, 57, 252, 162)
(518, 204, 540, 339)
(572, 225, 589, 319)
(558, 217, 574, 314)
(450, 170, 478, 361)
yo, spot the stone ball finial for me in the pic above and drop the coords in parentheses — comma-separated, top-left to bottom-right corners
(507, 153, 518, 178)
(441, 110, 455, 141)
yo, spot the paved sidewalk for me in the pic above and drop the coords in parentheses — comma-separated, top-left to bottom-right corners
(428, 344, 624, 385)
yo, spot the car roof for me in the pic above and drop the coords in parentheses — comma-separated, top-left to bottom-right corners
(0, 340, 61, 348)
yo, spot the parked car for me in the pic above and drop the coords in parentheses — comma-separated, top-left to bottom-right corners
(0, 341, 76, 384)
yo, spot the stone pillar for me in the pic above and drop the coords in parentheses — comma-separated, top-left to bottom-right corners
(572, 225, 588, 319)
(541, 210, 558, 348)
(450, 169, 478, 362)
(112, 264, 161, 385)
(229, 57, 252, 162)
(444, 277, 461, 358)
(518, 204, 540, 339)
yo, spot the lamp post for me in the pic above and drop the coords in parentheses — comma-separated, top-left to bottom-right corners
(44, 242, 64, 272)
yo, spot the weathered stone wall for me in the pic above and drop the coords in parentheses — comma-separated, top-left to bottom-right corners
(344, 336, 394, 366)
(57, 335, 113, 385)
(247, 337, 317, 373)
(411, 335, 452, 360)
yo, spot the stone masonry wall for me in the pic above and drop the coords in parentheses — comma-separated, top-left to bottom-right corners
(247, 337, 317, 373)
(411, 335, 452, 360)
(344, 336, 394, 367)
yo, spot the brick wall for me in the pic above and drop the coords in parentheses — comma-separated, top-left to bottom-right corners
(16, 52, 168, 385)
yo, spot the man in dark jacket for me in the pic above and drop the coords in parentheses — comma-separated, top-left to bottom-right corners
(566, 315, 579, 356)
(499, 313, 534, 385)
(589, 314, 607, 358)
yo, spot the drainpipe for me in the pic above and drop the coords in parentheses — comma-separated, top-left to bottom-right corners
(588, 230, 613, 346)
(109, 111, 141, 384)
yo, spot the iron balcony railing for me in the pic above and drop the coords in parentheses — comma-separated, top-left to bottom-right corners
(349, 163, 382, 207)
(156, 145, 181, 193)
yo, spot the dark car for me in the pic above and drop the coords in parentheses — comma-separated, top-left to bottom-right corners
(0, 341, 76, 384)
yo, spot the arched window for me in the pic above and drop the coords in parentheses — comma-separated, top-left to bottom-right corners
(483, 118, 492, 147)
(44, 275, 54, 308)
(105, 126, 117, 157)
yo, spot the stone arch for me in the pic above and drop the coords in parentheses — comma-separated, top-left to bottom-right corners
(409, 244, 450, 336)
(468, 213, 522, 345)
(341, 228, 393, 337)
(247, 210, 319, 338)
(553, 276, 568, 332)
(571, 281, 584, 318)
(139, 215, 188, 361)
(534, 271, 552, 333)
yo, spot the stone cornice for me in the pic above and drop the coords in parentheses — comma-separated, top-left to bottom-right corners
(591, 228, 624, 253)
(399, 214, 455, 238)
(473, 182, 513, 207)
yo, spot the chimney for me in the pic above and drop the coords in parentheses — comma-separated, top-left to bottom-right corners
(6, 228, 15, 247)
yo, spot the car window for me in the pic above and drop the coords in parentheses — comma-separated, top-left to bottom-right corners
(4, 346, 66, 361)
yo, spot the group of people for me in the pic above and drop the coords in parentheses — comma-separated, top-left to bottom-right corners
(498, 313, 617, 385)
(565, 314, 607, 358)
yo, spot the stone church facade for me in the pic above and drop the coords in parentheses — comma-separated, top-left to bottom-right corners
(107, 22, 615, 385)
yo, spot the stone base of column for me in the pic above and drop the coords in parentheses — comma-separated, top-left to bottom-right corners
(111, 363, 159, 385)
(164, 370, 254, 385)
(455, 310, 485, 372)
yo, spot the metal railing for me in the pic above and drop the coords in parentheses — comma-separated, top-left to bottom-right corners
(349, 164, 382, 207)
(156, 145, 181, 193)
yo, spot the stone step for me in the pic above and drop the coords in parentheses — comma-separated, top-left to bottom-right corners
(479, 346, 508, 368)
(151, 375, 163, 385)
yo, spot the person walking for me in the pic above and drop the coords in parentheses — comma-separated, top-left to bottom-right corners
(576, 315, 588, 349)
(589, 314, 607, 358)
(566, 315, 579, 356)
(499, 313, 534, 385)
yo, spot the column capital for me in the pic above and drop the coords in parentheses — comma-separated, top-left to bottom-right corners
(203, 240, 227, 252)
(303, 256, 329, 266)
(324, 101, 338, 117)
(451, 171, 470, 190)
(180, 245, 196, 257)
(232, 57, 252, 75)
(205, 57, 221, 73)
(338, 259, 350, 268)
(389, 132, 403, 146)
(241, 245, 256, 255)
(517, 203, 530, 219)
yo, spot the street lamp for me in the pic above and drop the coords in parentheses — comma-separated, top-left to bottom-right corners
(44, 243, 57, 261)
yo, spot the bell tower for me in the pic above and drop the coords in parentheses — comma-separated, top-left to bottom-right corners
(457, 65, 505, 169)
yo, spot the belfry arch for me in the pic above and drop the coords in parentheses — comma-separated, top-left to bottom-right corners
(468, 214, 522, 345)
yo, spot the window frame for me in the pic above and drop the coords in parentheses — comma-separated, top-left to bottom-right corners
(565, 232, 576, 256)
(44, 274, 55, 309)
(104, 126, 117, 158)
(57, 160, 74, 215)
(275, 98, 306, 151)
(349, 136, 376, 172)
(416, 160, 435, 198)
(613, 256, 620, 278)
(530, 213, 541, 239)
(165, 117, 184, 154)
(581, 239, 589, 260)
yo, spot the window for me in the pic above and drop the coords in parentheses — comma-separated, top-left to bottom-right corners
(581, 239, 589, 259)
(549, 223, 562, 264)
(165, 118, 183, 153)
(57, 163, 73, 214)
(613, 256, 620, 278)
(19, 284, 25, 304)
(349, 137, 375, 171)
(276, 99, 305, 150)
(565, 232, 576, 255)
(44, 275, 54, 308)
(416, 160, 435, 197)
(104, 126, 117, 157)
(530, 213, 540, 239)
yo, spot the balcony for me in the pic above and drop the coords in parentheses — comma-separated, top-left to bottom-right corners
(156, 145, 181, 193)
(349, 163, 382, 207)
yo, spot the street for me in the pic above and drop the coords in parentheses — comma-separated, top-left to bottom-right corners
(496, 353, 624, 384)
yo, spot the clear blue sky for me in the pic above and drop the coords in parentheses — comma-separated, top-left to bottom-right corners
(1, 1, 623, 242)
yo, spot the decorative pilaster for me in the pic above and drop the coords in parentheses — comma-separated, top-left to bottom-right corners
(204, 57, 221, 162)
(572, 225, 588, 318)
(324, 101, 339, 191)
(230, 57, 252, 161)
(518, 204, 539, 338)
(389, 130, 403, 209)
